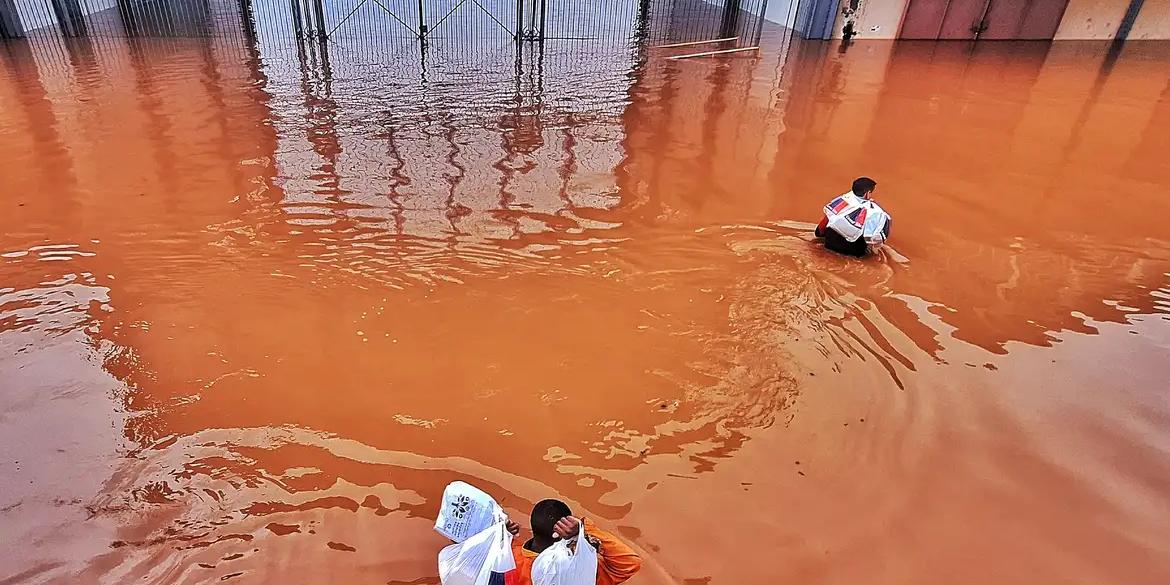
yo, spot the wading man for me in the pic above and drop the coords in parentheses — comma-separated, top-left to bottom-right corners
(814, 176, 891, 257)
(498, 499, 642, 585)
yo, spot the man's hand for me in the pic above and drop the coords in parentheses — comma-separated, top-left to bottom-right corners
(552, 516, 582, 540)
(505, 519, 521, 536)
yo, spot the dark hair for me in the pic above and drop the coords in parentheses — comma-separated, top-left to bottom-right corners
(531, 499, 572, 538)
(852, 177, 877, 197)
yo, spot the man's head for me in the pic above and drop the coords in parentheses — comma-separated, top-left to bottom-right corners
(852, 177, 877, 198)
(531, 499, 572, 540)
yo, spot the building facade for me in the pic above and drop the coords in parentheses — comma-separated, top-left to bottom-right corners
(776, 0, 1170, 41)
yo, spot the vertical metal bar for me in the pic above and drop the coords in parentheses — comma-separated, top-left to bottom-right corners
(49, 0, 86, 36)
(24, 0, 44, 37)
(238, 0, 256, 39)
(163, 0, 183, 37)
(754, 0, 768, 44)
(201, 0, 216, 36)
(166, 0, 182, 36)
(77, 0, 91, 39)
(417, 0, 425, 38)
(515, 0, 522, 41)
(115, 0, 134, 36)
(88, 0, 110, 40)
(172, 0, 189, 36)
(633, 0, 648, 43)
(1116, 0, 1146, 42)
(141, 0, 155, 36)
(318, 18, 332, 78)
(290, 0, 304, 38)
(161, 0, 181, 37)
(310, 0, 325, 39)
(819, 0, 841, 39)
(0, 0, 24, 38)
(194, 0, 213, 36)
(526, 0, 534, 39)
(186, 0, 204, 36)
(538, 0, 545, 42)
(50, 0, 69, 36)
(184, 0, 202, 36)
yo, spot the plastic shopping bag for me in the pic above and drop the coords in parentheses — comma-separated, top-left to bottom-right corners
(438, 521, 516, 585)
(435, 481, 502, 543)
(530, 521, 598, 585)
(824, 192, 866, 243)
(861, 201, 891, 247)
(823, 192, 892, 246)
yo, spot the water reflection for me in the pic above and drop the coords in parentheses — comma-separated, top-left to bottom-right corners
(3, 15, 1170, 585)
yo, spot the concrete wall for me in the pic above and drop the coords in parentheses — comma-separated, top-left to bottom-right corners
(1128, 1, 1170, 40)
(1053, 0, 1129, 39)
(830, 0, 911, 39)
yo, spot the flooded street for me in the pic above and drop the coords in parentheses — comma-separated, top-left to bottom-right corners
(3, 16, 1170, 585)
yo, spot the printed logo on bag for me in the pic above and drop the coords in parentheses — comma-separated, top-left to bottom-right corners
(450, 495, 472, 519)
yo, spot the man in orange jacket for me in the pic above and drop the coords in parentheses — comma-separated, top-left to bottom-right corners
(499, 499, 643, 585)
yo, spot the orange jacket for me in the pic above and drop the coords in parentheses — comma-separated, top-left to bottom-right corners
(504, 518, 643, 585)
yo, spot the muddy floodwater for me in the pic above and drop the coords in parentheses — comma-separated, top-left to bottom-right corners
(3, 22, 1170, 585)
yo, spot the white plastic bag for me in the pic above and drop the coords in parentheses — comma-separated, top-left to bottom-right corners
(438, 521, 516, 585)
(530, 521, 598, 585)
(823, 192, 892, 246)
(435, 481, 502, 543)
(862, 201, 892, 247)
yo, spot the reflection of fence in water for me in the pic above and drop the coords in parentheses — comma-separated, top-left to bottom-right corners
(2, 0, 775, 246)
(254, 36, 638, 244)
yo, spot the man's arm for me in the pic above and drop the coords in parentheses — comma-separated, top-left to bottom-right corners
(553, 516, 643, 584)
(584, 518, 642, 585)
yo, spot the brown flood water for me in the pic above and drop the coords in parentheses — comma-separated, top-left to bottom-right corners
(3, 27, 1170, 585)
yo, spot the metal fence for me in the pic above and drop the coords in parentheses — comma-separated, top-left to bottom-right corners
(2, 0, 773, 46)
(2, 0, 241, 37)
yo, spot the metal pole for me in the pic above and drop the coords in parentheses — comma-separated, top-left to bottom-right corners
(720, 0, 741, 39)
(417, 0, 425, 39)
(0, 0, 24, 38)
(538, 0, 546, 41)
(754, 0, 769, 44)
(515, 0, 522, 42)
(1116, 0, 1146, 42)
(237, 0, 256, 39)
(290, 0, 304, 39)
(310, 0, 326, 40)
(526, 0, 535, 39)
(318, 27, 332, 81)
(50, 0, 88, 37)
(115, 0, 138, 36)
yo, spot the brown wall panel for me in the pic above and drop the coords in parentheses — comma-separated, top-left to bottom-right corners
(982, 0, 1069, 40)
(900, 0, 951, 39)
(939, 0, 990, 39)
(981, 0, 1029, 39)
